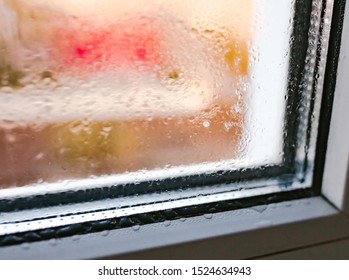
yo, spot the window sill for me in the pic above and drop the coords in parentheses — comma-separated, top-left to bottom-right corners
(1, 196, 348, 259)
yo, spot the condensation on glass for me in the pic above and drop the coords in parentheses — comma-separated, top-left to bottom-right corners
(0, 0, 290, 191)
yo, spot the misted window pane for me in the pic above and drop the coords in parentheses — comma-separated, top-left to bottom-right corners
(0, 0, 290, 189)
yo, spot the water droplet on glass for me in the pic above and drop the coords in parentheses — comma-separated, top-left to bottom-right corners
(251, 204, 268, 213)
(163, 220, 171, 227)
(21, 243, 30, 250)
(204, 213, 213, 220)
(100, 230, 110, 237)
(132, 225, 141, 231)
(72, 235, 81, 241)
(202, 120, 210, 128)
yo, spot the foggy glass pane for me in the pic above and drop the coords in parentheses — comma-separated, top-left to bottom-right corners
(0, 0, 291, 190)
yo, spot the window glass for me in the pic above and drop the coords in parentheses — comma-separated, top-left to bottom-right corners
(0, 0, 294, 193)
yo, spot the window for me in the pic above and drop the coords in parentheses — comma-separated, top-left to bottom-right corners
(0, 0, 348, 259)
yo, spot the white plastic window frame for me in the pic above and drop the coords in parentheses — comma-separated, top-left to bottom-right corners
(0, 1, 349, 259)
